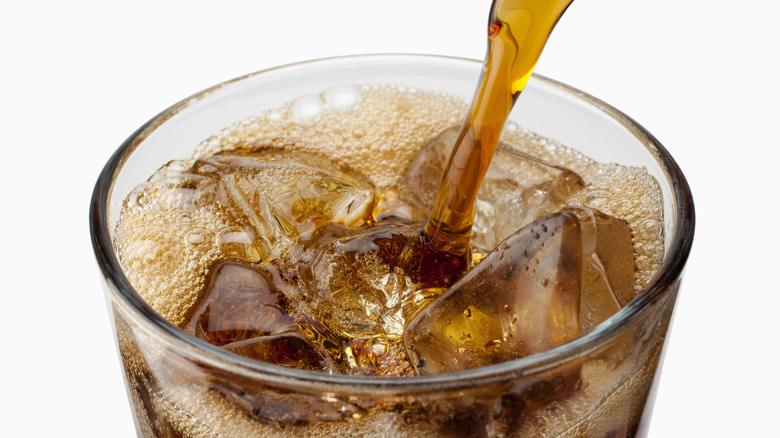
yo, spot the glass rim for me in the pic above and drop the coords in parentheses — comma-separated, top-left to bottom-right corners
(90, 53, 695, 394)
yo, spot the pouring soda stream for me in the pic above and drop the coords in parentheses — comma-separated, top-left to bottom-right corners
(425, 0, 574, 257)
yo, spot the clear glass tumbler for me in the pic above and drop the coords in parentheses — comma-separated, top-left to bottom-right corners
(90, 54, 694, 437)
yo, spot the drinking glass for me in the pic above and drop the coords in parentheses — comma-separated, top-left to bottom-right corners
(90, 54, 694, 437)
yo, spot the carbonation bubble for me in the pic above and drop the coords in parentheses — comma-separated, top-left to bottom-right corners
(322, 85, 362, 112)
(290, 94, 324, 125)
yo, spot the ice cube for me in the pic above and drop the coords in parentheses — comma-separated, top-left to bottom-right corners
(292, 223, 422, 340)
(223, 333, 337, 372)
(185, 262, 298, 346)
(565, 207, 635, 333)
(290, 221, 469, 342)
(403, 212, 582, 374)
(192, 148, 375, 259)
(404, 126, 585, 249)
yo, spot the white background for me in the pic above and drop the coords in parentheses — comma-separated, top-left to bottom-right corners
(3, 1, 778, 436)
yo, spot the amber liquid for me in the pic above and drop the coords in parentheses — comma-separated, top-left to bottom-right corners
(425, 0, 574, 256)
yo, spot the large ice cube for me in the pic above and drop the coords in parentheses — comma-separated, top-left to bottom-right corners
(404, 212, 583, 374)
(403, 207, 635, 374)
(191, 148, 375, 259)
(185, 261, 348, 372)
(404, 126, 585, 249)
(185, 262, 298, 346)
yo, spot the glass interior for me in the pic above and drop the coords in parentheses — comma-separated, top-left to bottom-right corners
(91, 54, 694, 392)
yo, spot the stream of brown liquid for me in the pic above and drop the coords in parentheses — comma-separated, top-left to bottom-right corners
(424, 0, 574, 256)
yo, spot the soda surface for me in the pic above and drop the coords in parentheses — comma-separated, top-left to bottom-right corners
(114, 84, 665, 376)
